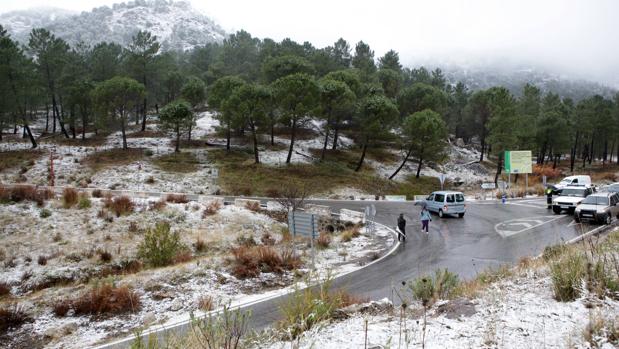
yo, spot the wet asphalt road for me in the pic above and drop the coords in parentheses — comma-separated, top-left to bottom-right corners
(101, 197, 597, 348)
(240, 197, 595, 330)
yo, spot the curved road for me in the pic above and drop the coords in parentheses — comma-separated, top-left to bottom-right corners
(99, 196, 598, 348)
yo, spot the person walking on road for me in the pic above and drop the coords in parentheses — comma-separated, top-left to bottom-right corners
(420, 206, 431, 234)
(397, 213, 407, 242)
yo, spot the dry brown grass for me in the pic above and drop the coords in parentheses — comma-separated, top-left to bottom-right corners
(104, 195, 135, 217)
(71, 284, 141, 316)
(0, 303, 31, 331)
(0, 281, 10, 298)
(62, 187, 79, 208)
(316, 233, 331, 249)
(0, 150, 43, 172)
(198, 295, 214, 311)
(152, 152, 199, 173)
(149, 199, 167, 211)
(173, 250, 193, 264)
(202, 201, 221, 217)
(52, 300, 71, 317)
(230, 245, 302, 279)
(245, 201, 261, 212)
(340, 227, 361, 242)
(166, 194, 189, 204)
(194, 237, 207, 253)
(81, 148, 146, 173)
(0, 184, 54, 205)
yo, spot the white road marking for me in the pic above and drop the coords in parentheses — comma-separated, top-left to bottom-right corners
(495, 215, 567, 237)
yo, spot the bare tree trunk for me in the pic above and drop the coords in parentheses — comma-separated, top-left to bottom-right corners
(175, 125, 180, 152)
(45, 103, 50, 133)
(141, 98, 147, 131)
(120, 110, 128, 150)
(286, 118, 297, 164)
(24, 123, 36, 148)
(494, 152, 503, 185)
(251, 121, 259, 164)
(355, 139, 368, 172)
(415, 153, 424, 178)
(390, 145, 413, 180)
(479, 137, 485, 162)
(321, 117, 331, 161)
(226, 121, 231, 151)
(332, 122, 340, 150)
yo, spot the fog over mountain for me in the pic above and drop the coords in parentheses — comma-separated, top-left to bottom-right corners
(1, 0, 617, 98)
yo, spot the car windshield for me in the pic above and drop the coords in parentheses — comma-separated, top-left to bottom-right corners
(581, 196, 609, 205)
(559, 179, 572, 185)
(560, 188, 586, 197)
(455, 194, 465, 202)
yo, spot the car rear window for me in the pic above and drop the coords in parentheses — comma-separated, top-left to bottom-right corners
(455, 194, 465, 202)
(434, 194, 445, 202)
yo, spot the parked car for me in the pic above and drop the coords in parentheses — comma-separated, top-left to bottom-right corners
(554, 175, 592, 191)
(424, 191, 466, 218)
(552, 186, 593, 214)
(574, 192, 619, 224)
(603, 182, 619, 193)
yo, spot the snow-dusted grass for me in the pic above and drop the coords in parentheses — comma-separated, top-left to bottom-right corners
(259, 233, 619, 349)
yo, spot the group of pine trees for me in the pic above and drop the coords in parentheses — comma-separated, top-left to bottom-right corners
(1, 26, 618, 181)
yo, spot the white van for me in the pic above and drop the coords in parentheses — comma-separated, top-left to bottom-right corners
(424, 191, 466, 218)
(555, 175, 592, 190)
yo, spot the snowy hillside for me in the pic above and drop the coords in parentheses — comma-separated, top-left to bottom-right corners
(0, 0, 226, 51)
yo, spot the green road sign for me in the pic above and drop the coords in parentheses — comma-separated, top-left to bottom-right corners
(504, 150, 532, 174)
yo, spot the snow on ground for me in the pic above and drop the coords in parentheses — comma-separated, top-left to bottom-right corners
(262, 267, 619, 349)
(0, 190, 396, 348)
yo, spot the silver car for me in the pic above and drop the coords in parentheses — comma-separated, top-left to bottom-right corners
(425, 191, 466, 218)
(574, 192, 619, 224)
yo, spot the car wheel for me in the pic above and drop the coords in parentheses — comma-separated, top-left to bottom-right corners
(552, 206, 561, 214)
(438, 210, 444, 218)
(458, 213, 465, 218)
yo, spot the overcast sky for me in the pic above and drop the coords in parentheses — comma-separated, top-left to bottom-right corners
(1, 0, 618, 86)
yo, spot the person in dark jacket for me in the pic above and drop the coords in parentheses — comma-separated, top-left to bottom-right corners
(397, 213, 406, 242)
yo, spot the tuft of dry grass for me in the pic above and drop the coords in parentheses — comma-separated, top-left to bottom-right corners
(62, 187, 79, 208)
(0, 281, 10, 298)
(230, 245, 302, 279)
(149, 199, 167, 211)
(71, 283, 141, 316)
(0, 303, 31, 331)
(245, 201, 261, 212)
(194, 237, 207, 253)
(316, 233, 331, 249)
(198, 295, 215, 312)
(104, 195, 135, 217)
(173, 250, 193, 264)
(166, 194, 188, 204)
(52, 300, 71, 317)
(340, 227, 361, 242)
(202, 201, 221, 217)
(37, 255, 48, 266)
(92, 189, 103, 198)
(97, 249, 113, 263)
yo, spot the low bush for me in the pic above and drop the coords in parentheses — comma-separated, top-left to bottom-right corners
(550, 252, 586, 301)
(202, 200, 221, 217)
(236, 234, 257, 248)
(245, 201, 261, 212)
(0, 281, 10, 298)
(340, 227, 360, 242)
(97, 249, 113, 263)
(39, 208, 52, 218)
(230, 245, 302, 279)
(173, 250, 193, 264)
(37, 255, 48, 266)
(279, 275, 364, 339)
(137, 222, 187, 267)
(583, 314, 619, 347)
(52, 300, 71, 317)
(189, 305, 250, 349)
(194, 237, 207, 253)
(0, 303, 31, 331)
(261, 232, 276, 246)
(166, 194, 188, 204)
(92, 189, 103, 198)
(197, 295, 214, 311)
(316, 233, 331, 249)
(149, 199, 167, 211)
(62, 187, 79, 208)
(145, 176, 155, 184)
(71, 283, 141, 315)
(532, 164, 561, 179)
(543, 244, 569, 262)
(409, 268, 460, 307)
(0, 185, 54, 205)
(78, 194, 92, 209)
(105, 195, 135, 217)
